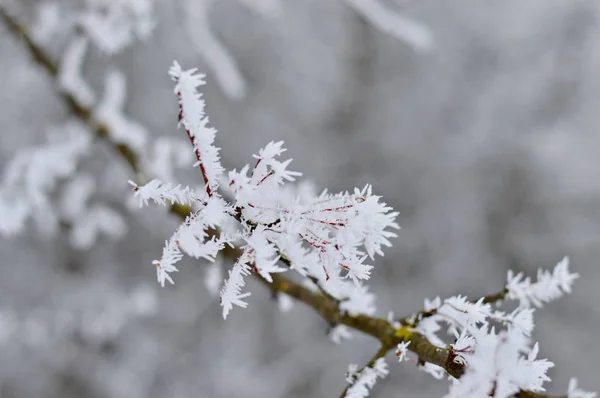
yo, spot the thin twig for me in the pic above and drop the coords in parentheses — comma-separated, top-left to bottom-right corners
(338, 344, 392, 398)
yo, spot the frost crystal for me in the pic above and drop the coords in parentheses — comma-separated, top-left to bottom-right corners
(395, 341, 410, 362)
(153, 239, 182, 287)
(344, 358, 389, 398)
(132, 62, 399, 321)
(506, 256, 578, 308)
(122, 62, 589, 398)
(220, 253, 252, 319)
(129, 179, 200, 207)
(169, 61, 224, 195)
(329, 325, 353, 345)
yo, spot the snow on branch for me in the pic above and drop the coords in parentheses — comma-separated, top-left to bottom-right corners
(2, 10, 595, 397)
(128, 179, 201, 207)
(506, 256, 579, 308)
(220, 250, 253, 319)
(153, 239, 182, 287)
(344, 358, 389, 398)
(170, 61, 224, 196)
(129, 62, 400, 325)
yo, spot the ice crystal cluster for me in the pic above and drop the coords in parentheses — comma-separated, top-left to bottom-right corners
(130, 63, 596, 398)
(394, 256, 594, 398)
(131, 62, 400, 322)
(345, 358, 389, 398)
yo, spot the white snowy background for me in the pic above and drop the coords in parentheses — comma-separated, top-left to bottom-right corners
(1, 0, 599, 397)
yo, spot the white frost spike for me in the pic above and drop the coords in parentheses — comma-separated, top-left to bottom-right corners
(170, 61, 224, 193)
(420, 362, 445, 380)
(250, 141, 302, 188)
(506, 257, 578, 308)
(244, 227, 285, 282)
(253, 141, 287, 161)
(344, 358, 389, 398)
(507, 308, 535, 337)
(344, 0, 433, 52)
(424, 296, 442, 312)
(346, 364, 360, 384)
(129, 179, 199, 207)
(395, 341, 410, 363)
(568, 378, 597, 398)
(153, 239, 182, 287)
(220, 255, 252, 319)
(520, 342, 554, 392)
(329, 325, 353, 344)
(353, 189, 400, 259)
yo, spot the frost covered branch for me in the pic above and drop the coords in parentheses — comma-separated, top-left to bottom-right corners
(339, 345, 391, 398)
(2, 9, 595, 398)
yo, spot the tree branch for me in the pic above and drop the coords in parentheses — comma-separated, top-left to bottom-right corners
(338, 344, 391, 398)
(0, 9, 567, 398)
(397, 287, 509, 327)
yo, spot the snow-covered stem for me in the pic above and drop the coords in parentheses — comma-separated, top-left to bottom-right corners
(397, 287, 509, 327)
(169, 61, 223, 197)
(339, 344, 391, 398)
(256, 272, 465, 376)
(259, 272, 570, 398)
(2, 12, 588, 398)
